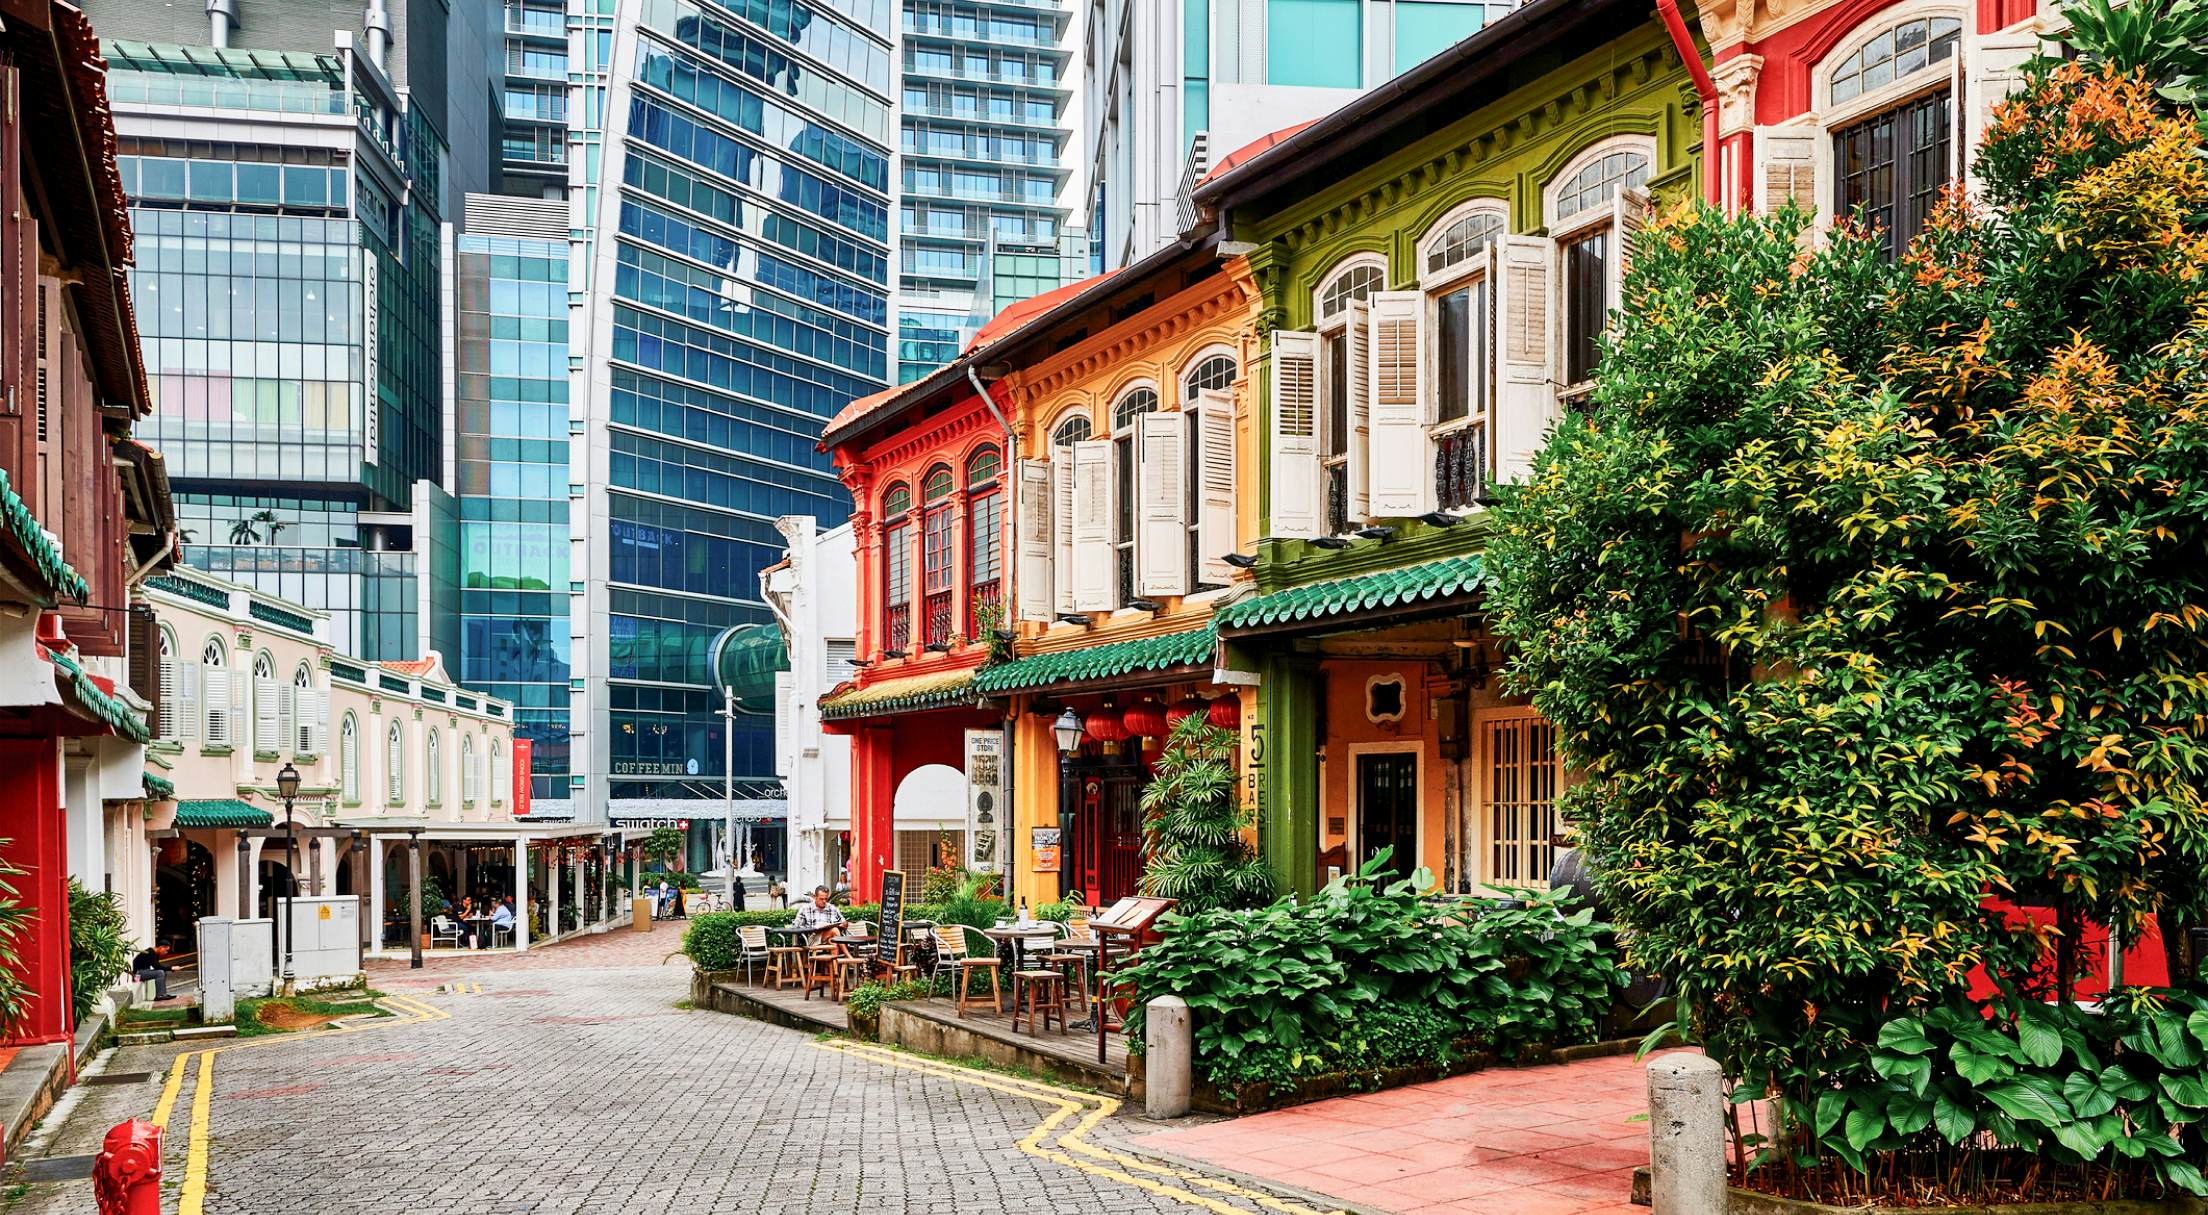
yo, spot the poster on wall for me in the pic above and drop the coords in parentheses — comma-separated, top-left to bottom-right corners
(1030, 827, 1060, 874)
(963, 729, 1003, 875)
(512, 738, 534, 819)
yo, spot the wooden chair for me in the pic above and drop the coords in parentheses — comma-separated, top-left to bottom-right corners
(803, 942, 840, 999)
(1050, 920, 1095, 1019)
(764, 936, 806, 991)
(833, 952, 871, 1000)
(1012, 928, 1066, 1034)
(945, 925, 1000, 1017)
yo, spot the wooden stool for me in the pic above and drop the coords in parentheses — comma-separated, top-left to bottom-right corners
(1012, 968, 1064, 1034)
(803, 946, 838, 1000)
(765, 945, 805, 991)
(956, 955, 1001, 1017)
(833, 954, 870, 1000)
(1047, 951, 1089, 1019)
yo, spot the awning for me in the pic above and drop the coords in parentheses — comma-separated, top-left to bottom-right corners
(46, 648, 150, 742)
(143, 770, 175, 799)
(971, 623, 1217, 696)
(713, 622, 787, 714)
(0, 466, 88, 606)
(1213, 555, 1485, 636)
(820, 667, 978, 721)
(174, 800, 275, 829)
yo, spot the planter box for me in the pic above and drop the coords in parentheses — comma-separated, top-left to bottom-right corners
(1628, 1169, 2208, 1214)
(689, 968, 743, 1007)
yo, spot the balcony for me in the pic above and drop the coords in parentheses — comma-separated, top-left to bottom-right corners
(967, 579, 1001, 637)
(886, 603, 911, 653)
(923, 591, 954, 647)
(1434, 425, 1486, 512)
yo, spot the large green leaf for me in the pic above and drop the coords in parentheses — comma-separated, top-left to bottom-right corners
(1933, 1092, 1977, 1145)
(1980, 1075, 2070, 1126)
(1878, 1018, 1933, 1055)
(2063, 1069, 2118, 1119)
(1843, 1104, 1886, 1152)
(2015, 1014, 2064, 1068)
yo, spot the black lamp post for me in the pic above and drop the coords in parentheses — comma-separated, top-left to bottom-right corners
(275, 761, 301, 995)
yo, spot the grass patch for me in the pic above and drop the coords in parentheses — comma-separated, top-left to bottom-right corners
(234, 991, 395, 1037)
(673, 998, 695, 1011)
(117, 1005, 190, 1028)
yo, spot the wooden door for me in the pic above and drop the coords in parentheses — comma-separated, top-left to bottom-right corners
(1356, 751, 1419, 886)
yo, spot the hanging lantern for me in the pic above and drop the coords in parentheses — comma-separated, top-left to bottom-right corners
(1122, 698, 1168, 740)
(1166, 696, 1206, 730)
(1085, 709, 1128, 744)
(1206, 695, 1241, 730)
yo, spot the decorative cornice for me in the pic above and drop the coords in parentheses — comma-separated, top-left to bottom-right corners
(1016, 276, 1255, 402)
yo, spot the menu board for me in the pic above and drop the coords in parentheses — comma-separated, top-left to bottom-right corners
(879, 869, 906, 963)
(1092, 896, 1174, 934)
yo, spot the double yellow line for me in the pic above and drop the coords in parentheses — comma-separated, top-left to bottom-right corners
(815, 1039, 1346, 1215)
(147, 992, 449, 1215)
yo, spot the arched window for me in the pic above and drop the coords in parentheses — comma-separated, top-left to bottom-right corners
(1829, 16, 1960, 105)
(156, 626, 181, 742)
(426, 729, 443, 805)
(1549, 145, 1651, 225)
(1051, 412, 1092, 448)
(920, 464, 957, 646)
(387, 722, 405, 805)
(1182, 353, 1236, 400)
(966, 445, 1003, 635)
(1548, 137, 1656, 392)
(252, 652, 279, 755)
(463, 734, 479, 805)
(1180, 352, 1237, 593)
(1421, 202, 1507, 277)
(201, 638, 231, 746)
(1823, 14, 1963, 260)
(1315, 258, 1385, 322)
(291, 664, 314, 755)
(340, 714, 360, 803)
(1110, 386, 1160, 603)
(881, 481, 913, 654)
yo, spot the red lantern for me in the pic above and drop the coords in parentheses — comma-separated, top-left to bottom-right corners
(1206, 695, 1241, 730)
(1084, 709, 1128, 744)
(1122, 699, 1167, 739)
(1165, 696, 1206, 729)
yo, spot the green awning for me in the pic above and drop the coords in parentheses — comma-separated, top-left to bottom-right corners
(1214, 554, 1485, 634)
(174, 800, 274, 829)
(47, 648, 150, 742)
(820, 667, 978, 721)
(972, 624, 1217, 696)
(143, 771, 175, 799)
(713, 622, 788, 714)
(1, 466, 88, 604)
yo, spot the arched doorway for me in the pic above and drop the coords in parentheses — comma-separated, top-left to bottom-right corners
(891, 764, 970, 876)
(154, 839, 216, 955)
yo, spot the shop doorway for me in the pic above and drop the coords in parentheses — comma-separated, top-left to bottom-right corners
(154, 839, 215, 955)
(1355, 750, 1419, 887)
(1060, 753, 1146, 905)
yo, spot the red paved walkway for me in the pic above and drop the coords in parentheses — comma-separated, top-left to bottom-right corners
(1138, 1050, 1686, 1215)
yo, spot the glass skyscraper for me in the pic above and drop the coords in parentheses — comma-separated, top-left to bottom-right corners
(896, 0, 1077, 382)
(500, 0, 570, 197)
(569, 0, 892, 819)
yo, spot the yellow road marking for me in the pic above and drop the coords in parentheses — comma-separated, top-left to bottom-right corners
(150, 1052, 189, 1129)
(177, 1051, 214, 1215)
(817, 1040, 1345, 1215)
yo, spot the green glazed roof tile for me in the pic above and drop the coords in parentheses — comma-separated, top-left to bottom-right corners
(1214, 555, 1487, 634)
(972, 623, 1217, 696)
(174, 799, 274, 829)
(142, 770, 175, 799)
(46, 648, 151, 743)
(820, 667, 978, 721)
(0, 466, 89, 604)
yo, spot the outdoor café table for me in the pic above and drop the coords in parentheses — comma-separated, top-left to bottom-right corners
(466, 915, 494, 949)
(981, 924, 1058, 1014)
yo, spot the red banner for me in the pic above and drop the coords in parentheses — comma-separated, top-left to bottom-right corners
(512, 737, 533, 818)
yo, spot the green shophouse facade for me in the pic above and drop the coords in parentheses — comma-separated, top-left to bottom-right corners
(1193, 0, 1702, 897)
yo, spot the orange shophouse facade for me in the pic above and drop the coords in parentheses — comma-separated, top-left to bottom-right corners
(817, 359, 1023, 903)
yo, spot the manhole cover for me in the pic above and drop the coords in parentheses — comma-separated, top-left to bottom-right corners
(18, 1154, 94, 1182)
(83, 1071, 154, 1086)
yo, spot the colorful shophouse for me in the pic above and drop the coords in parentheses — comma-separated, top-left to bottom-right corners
(1192, 0, 1702, 897)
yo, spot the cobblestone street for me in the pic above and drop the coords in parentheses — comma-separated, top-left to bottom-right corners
(4, 929, 1343, 1215)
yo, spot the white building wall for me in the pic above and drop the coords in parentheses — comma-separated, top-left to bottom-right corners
(766, 518, 857, 894)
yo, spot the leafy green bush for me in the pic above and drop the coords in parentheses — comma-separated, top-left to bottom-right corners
(1120, 857, 1622, 1087)
(681, 913, 743, 971)
(68, 878, 133, 1024)
(1138, 716, 1274, 915)
(641, 870, 700, 890)
(845, 973, 950, 1020)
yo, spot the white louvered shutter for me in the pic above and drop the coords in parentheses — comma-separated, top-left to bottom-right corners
(1195, 389, 1237, 584)
(232, 673, 248, 747)
(1607, 187, 1650, 316)
(203, 666, 230, 747)
(1050, 445, 1075, 614)
(1136, 410, 1188, 597)
(1759, 122, 1819, 218)
(1267, 331, 1322, 539)
(158, 656, 178, 742)
(256, 673, 280, 754)
(1015, 459, 1055, 621)
(1493, 235, 1557, 485)
(178, 661, 201, 743)
(1343, 301, 1371, 525)
(1070, 439, 1117, 612)
(278, 681, 296, 755)
(341, 721, 359, 802)
(1367, 291, 1435, 517)
(493, 745, 511, 805)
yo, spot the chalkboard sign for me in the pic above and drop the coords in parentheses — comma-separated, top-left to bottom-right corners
(880, 869, 906, 965)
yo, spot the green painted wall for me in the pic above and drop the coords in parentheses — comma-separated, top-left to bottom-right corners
(1232, 21, 1703, 894)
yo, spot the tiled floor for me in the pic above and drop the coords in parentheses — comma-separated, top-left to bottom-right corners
(1137, 1049, 1687, 1215)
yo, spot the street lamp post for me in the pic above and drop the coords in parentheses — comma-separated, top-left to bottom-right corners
(275, 761, 301, 996)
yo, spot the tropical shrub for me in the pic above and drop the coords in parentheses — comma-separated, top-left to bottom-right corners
(1119, 857, 1622, 1089)
(1137, 715, 1274, 915)
(68, 878, 134, 1025)
(1485, 51, 2208, 1202)
(845, 973, 950, 1021)
(0, 848, 29, 1036)
(680, 913, 744, 971)
(642, 827, 686, 861)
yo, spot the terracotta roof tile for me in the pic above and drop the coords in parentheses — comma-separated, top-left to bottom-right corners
(1202, 121, 1319, 186)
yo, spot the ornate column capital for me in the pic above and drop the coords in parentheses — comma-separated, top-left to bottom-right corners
(1713, 53, 1765, 138)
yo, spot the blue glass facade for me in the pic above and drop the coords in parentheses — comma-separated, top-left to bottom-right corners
(591, 0, 890, 808)
(454, 232, 573, 803)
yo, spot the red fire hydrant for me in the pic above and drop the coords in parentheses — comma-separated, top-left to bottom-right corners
(92, 1118, 161, 1215)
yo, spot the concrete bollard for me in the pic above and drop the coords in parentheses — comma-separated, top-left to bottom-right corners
(1648, 1053, 1727, 1215)
(1144, 995, 1192, 1118)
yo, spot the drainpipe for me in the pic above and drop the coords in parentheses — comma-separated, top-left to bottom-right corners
(364, 0, 392, 72)
(1655, 0, 1722, 208)
(207, 0, 239, 49)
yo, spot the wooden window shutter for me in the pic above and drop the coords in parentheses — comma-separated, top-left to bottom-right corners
(1195, 389, 1237, 584)
(1069, 438, 1117, 612)
(1267, 331, 1322, 538)
(1492, 235, 1558, 485)
(1050, 445, 1075, 614)
(127, 606, 160, 738)
(1366, 291, 1435, 517)
(1606, 186, 1650, 317)
(1015, 458, 1054, 622)
(1135, 410, 1188, 597)
(1343, 301, 1371, 523)
(1760, 128, 1819, 217)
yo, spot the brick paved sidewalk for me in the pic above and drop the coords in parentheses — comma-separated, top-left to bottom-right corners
(364, 916, 680, 979)
(1136, 1050, 1684, 1215)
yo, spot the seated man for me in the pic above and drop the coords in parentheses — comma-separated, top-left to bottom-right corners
(491, 898, 515, 945)
(132, 944, 171, 1000)
(789, 885, 846, 941)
